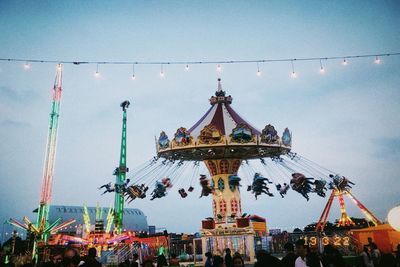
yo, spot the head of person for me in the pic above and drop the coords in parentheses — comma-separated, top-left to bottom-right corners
(170, 253, 177, 259)
(232, 255, 244, 267)
(284, 242, 294, 253)
(295, 239, 307, 258)
(133, 254, 139, 261)
(367, 237, 373, 244)
(255, 250, 268, 263)
(64, 248, 78, 259)
(225, 248, 231, 255)
(363, 245, 370, 253)
(63, 254, 80, 267)
(52, 252, 63, 265)
(205, 252, 212, 259)
(306, 251, 321, 267)
(88, 248, 97, 258)
(212, 256, 225, 267)
(142, 260, 154, 267)
(156, 254, 166, 264)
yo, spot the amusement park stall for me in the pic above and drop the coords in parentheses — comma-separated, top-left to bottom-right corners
(350, 224, 400, 253)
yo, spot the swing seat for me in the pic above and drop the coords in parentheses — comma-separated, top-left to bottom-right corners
(178, 188, 188, 198)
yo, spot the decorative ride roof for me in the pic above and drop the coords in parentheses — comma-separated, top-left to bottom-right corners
(189, 78, 260, 138)
(156, 79, 291, 161)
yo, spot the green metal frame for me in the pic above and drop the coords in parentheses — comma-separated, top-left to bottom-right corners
(114, 101, 129, 234)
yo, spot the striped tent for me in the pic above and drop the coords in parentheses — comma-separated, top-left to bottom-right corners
(188, 79, 260, 142)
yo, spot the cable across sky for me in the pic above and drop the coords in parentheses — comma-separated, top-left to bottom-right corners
(0, 52, 399, 66)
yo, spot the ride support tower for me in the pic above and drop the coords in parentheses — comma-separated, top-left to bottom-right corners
(204, 159, 242, 221)
(114, 100, 130, 234)
(37, 64, 63, 242)
(8, 65, 75, 262)
(316, 188, 382, 232)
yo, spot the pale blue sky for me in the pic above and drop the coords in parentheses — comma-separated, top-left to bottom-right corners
(0, 1, 399, 234)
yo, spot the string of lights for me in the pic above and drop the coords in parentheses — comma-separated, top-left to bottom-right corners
(1, 52, 398, 66)
(1, 52, 399, 79)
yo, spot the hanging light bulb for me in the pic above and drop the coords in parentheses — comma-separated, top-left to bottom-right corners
(216, 64, 222, 72)
(342, 58, 348, 66)
(185, 64, 190, 71)
(23, 62, 31, 70)
(94, 64, 100, 78)
(56, 63, 62, 70)
(256, 62, 261, 77)
(319, 59, 325, 74)
(131, 64, 136, 80)
(374, 56, 382, 64)
(290, 60, 297, 78)
(160, 64, 165, 78)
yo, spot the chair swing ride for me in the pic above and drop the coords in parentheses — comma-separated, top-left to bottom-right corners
(100, 78, 381, 234)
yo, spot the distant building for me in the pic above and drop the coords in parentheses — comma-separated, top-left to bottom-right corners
(148, 225, 156, 235)
(33, 205, 148, 233)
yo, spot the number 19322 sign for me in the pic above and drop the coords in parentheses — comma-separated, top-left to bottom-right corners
(301, 235, 350, 247)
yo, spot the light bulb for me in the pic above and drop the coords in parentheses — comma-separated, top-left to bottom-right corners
(374, 56, 381, 64)
(319, 67, 325, 74)
(94, 64, 100, 78)
(160, 64, 165, 78)
(185, 64, 190, 71)
(23, 63, 31, 70)
(131, 64, 136, 80)
(216, 64, 222, 72)
(342, 59, 348, 66)
(256, 62, 261, 77)
(290, 72, 297, 78)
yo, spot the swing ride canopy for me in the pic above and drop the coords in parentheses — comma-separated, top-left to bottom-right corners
(156, 79, 292, 161)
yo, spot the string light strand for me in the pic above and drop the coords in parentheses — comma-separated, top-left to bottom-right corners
(1, 52, 398, 66)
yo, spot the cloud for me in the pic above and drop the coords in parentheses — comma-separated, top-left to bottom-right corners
(371, 137, 400, 159)
(0, 86, 39, 103)
(0, 119, 30, 128)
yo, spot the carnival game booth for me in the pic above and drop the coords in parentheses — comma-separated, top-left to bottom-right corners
(350, 224, 400, 253)
(200, 215, 267, 261)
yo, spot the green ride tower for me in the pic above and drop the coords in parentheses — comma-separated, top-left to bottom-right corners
(113, 100, 130, 234)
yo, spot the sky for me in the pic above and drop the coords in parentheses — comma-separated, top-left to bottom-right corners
(0, 1, 400, 236)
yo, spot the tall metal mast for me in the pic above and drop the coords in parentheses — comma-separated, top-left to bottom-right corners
(113, 100, 130, 234)
(9, 64, 75, 261)
(36, 64, 63, 240)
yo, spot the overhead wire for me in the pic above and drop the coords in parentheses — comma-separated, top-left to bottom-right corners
(129, 157, 160, 181)
(272, 159, 294, 178)
(140, 160, 174, 185)
(1, 52, 398, 66)
(132, 160, 166, 184)
(169, 161, 192, 186)
(240, 161, 254, 186)
(188, 161, 200, 188)
(291, 156, 330, 178)
(281, 157, 319, 177)
(260, 158, 285, 184)
(298, 155, 337, 174)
